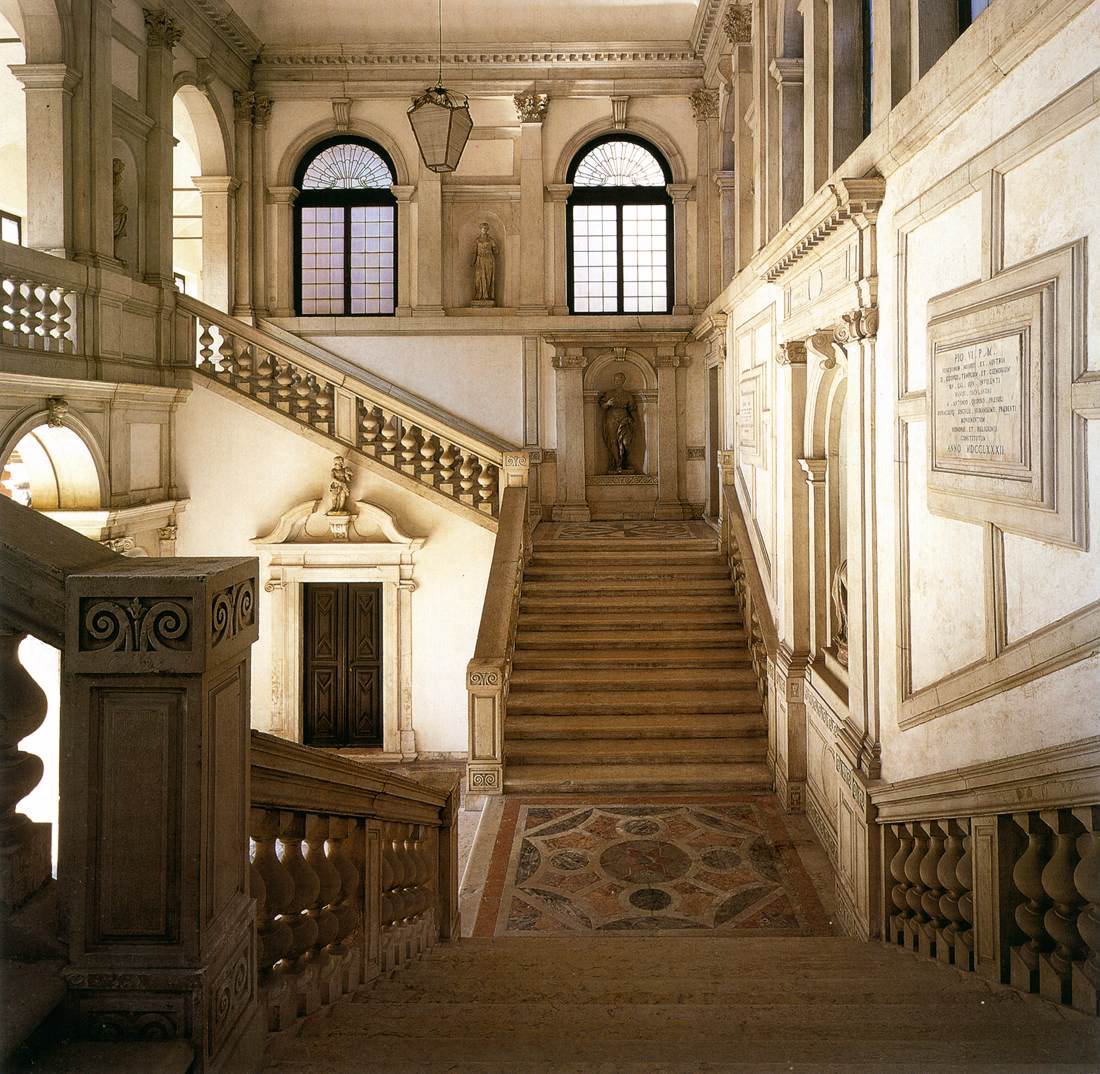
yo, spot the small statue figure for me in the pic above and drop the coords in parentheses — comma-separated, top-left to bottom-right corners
(112, 158, 128, 258)
(599, 371, 637, 474)
(831, 558, 849, 667)
(471, 222, 496, 306)
(327, 455, 353, 515)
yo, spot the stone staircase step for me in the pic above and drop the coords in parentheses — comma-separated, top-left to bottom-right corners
(503, 761, 772, 793)
(504, 737, 768, 765)
(523, 577, 734, 594)
(521, 591, 738, 611)
(530, 549, 725, 567)
(509, 666, 758, 690)
(511, 647, 750, 668)
(507, 688, 761, 715)
(515, 628, 747, 649)
(517, 610, 742, 629)
(536, 538, 716, 553)
(505, 712, 765, 740)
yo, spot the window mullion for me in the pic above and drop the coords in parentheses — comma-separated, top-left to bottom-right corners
(616, 203, 624, 314)
(343, 207, 352, 316)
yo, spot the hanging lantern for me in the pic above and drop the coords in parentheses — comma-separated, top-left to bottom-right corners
(407, 0, 473, 173)
(408, 84, 473, 173)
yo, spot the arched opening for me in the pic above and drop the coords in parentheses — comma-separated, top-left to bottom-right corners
(566, 135, 673, 315)
(0, 422, 102, 509)
(172, 83, 231, 308)
(294, 136, 398, 316)
(0, 7, 27, 246)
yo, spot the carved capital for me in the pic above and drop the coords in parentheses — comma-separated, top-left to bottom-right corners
(514, 91, 549, 124)
(833, 306, 879, 346)
(143, 9, 183, 49)
(723, 4, 752, 44)
(45, 395, 68, 427)
(775, 340, 807, 365)
(252, 94, 272, 126)
(689, 87, 719, 121)
(232, 90, 255, 122)
(156, 524, 178, 542)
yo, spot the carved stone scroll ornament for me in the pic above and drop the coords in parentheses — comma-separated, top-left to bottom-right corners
(831, 559, 849, 667)
(79, 597, 191, 653)
(775, 340, 807, 366)
(210, 579, 256, 649)
(724, 4, 752, 44)
(513, 91, 549, 123)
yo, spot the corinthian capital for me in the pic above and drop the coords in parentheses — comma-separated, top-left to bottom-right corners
(689, 87, 719, 121)
(253, 94, 273, 125)
(514, 91, 549, 124)
(233, 90, 255, 122)
(724, 4, 752, 44)
(143, 9, 183, 49)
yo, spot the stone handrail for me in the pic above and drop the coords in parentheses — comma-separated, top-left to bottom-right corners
(249, 730, 459, 1037)
(873, 738, 1100, 1017)
(178, 294, 525, 524)
(0, 240, 84, 356)
(465, 484, 531, 794)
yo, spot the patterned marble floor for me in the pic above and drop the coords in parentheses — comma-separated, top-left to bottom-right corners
(472, 797, 831, 937)
(538, 521, 711, 541)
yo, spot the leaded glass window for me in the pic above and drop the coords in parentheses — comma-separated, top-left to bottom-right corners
(295, 137, 398, 316)
(567, 136, 673, 315)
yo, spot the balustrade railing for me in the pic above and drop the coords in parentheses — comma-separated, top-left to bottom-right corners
(249, 731, 458, 1040)
(0, 241, 82, 355)
(878, 798, 1099, 1016)
(179, 294, 519, 523)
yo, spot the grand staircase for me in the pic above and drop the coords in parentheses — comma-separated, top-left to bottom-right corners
(263, 935, 1100, 1073)
(504, 525, 770, 794)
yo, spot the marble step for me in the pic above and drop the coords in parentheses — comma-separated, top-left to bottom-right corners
(504, 737, 768, 765)
(523, 577, 733, 594)
(505, 712, 764, 740)
(535, 539, 716, 553)
(507, 688, 761, 715)
(517, 609, 742, 629)
(511, 647, 751, 668)
(515, 628, 747, 649)
(530, 550, 726, 567)
(509, 666, 758, 690)
(503, 761, 772, 793)
(525, 563, 730, 580)
(520, 591, 738, 611)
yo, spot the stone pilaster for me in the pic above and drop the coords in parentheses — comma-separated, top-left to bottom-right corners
(515, 93, 548, 313)
(770, 57, 805, 226)
(714, 169, 736, 288)
(231, 90, 254, 318)
(690, 89, 720, 308)
(267, 185, 298, 317)
(800, 0, 831, 199)
(654, 348, 689, 520)
(397, 579, 417, 759)
(193, 176, 237, 313)
(665, 184, 692, 316)
(414, 163, 444, 315)
(142, 9, 182, 286)
(391, 185, 414, 316)
(546, 184, 572, 314)
(550, 348, 590, 522)
(251, 95, 272, 315)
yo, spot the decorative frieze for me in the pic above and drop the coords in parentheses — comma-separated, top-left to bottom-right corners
(513, 91, 549, 123)
(686, 446, 705, 461)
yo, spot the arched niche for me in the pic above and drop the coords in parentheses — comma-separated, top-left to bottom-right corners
(111, 137, 141, 272)
(448, 208, 513, 310)
(552, 117, 689, 186)
(0, 419, 106, 510)
(582, 350, 657, 479)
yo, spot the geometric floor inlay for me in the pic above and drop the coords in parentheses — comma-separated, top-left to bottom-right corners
(473, 796, 832, 936)
(547, 521, 705, 541)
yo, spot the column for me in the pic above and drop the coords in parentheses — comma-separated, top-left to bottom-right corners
(550, 347, 590, 522)
(232, 91, 253, 318)
(798, 456, 828, 656)
(142, 9, 181, 286)
(714, 170, 736, 287)
(515, 92, 548, 313)
(654, 348, 688, 520)
(61, 558, 263, 1069)
(267, 185, 297, 317)
(414, 162, 443, 315)
(731, 44, 756, 269)
(800, 0, 831, 200)
(829, 0, 866, 170)
(251, 94, 272, 315)
(770, 58, 805, 226)
(391, 185, 414, 316)
(546, 184, 571, 314)
(666, 184, 692, 316)
(9, 64, 77, 256)
(397, 579, 417, 758)
(193, 176, 237, 313)
(689, 88, 720, 308)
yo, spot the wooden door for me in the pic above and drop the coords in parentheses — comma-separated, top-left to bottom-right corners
(302, 582, 383, 747)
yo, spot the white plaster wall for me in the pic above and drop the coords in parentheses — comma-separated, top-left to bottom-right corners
(174, 381, 495, 753)
(308, 333, 526, 445)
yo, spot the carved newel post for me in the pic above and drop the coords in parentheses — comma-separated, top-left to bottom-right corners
(470, 222, 497, 308)
(61, 557, 263, 1072)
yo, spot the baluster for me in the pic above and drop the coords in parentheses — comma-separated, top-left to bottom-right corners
(344, 818, 368, 990)
(1, 279, 17, 344)
(276, 812, 322, 1015)
(293, 372, 316, 423)
(1039, 809, 1085, 1005)
(918, 820, 946, 959)
(418, 434, 441, 485)
(304, 813, 342, 1002)
(476, 461, 498, 514)
(250, 809, 294, 977)
(254, 352, 276, 397)
(379, 415, 400, 460)
(458, 454, 476, 501)
(937, 818, 967, 967)
(887, 823, 913, 945)
(313, 380, 333, 431)
(216, 329, 236, 379)
(39, 286, 61, 350)
(23, 282, 44, 347)
(274, 360, 297, 408)
(438, 442, 457, 487)
(359, 403, 382, 454)
(327, 817, 360, 950)
(0, 626, 51, 913)
(56, 289, 76, 352)
(1010, 811, 1053, 994)
(902, 823, 928, 952)
(380, 821, 398, 930)
(954, 820, 975, 972)
(1073, 805, 1100, 1014)
(197, 320, 216, 371)
(399, 423, 421, 473)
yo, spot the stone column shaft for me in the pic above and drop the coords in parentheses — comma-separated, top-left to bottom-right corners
(267, 185, 297, 317)
(250, 95, 271, 315)
(551, 349, 590, 521)
(654, 350, 688, 520)
(547, 184, 571, 314)
(231, 91, 253, 318)
(414, 164, 444, 315)
(193, 176, 237, 313)
(142, 9, 181, 285)
(666, 185, 692, 316)
(518, 120, 546, 312)
(770, 58, 805, 227)
(801, 0, 831, 200)
(714, 170, 736, 288)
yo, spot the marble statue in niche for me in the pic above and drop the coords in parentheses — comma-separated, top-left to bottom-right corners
(831, 559, 849, 667)
(600, 372, 638, 474)
(112, 158, 128, 260)
(471, 222, 497, 307)
(326, 456, 355, 539)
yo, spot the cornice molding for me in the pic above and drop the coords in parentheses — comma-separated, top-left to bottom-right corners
(175, 0, 261, 64)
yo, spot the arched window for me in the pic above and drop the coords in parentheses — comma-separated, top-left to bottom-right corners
(295, 137, 397, 316)
(567, 135, 673, 315)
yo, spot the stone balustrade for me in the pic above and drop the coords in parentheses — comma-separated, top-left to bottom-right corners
(880, 803, 1100, 1016)
(466, 485, 531, 794)
(180, 295, 508, 522)
(0, 242, 81, 355)
(249, 731, 458, 1039)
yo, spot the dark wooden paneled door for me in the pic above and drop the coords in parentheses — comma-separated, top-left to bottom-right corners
(302, 582, 383, 747)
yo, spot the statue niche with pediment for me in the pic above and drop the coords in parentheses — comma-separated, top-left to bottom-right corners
(599, 372, 638, 474)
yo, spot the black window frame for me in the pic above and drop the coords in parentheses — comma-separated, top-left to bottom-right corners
(0, 210, 23, 246)
(566, 133, 675, 316)
(293, 135, 399, 318)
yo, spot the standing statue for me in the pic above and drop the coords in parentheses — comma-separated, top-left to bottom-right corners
(328, 455, 353, 515)
(831, 558, 849, 667)
(471, 222, 497, 305)
(599, 372, 637, 474)
(112, 158, 128, 259)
